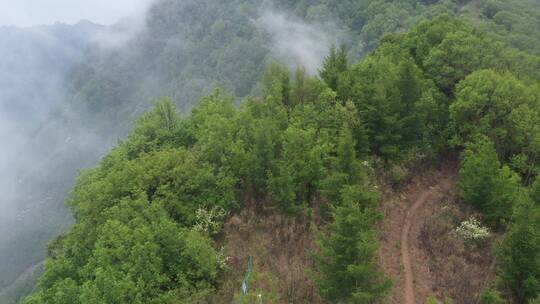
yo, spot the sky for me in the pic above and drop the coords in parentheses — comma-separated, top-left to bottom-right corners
(0, 0, 155, 27)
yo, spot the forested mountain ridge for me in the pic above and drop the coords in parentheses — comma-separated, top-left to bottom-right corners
(63, 0, 540, 137)
(4, 0, 540, 303)
(21, 0, 540, 302)
(3, 2, 438, 296)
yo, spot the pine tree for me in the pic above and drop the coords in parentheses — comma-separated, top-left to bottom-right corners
(458, 136, 521, 227)
(314, 189, 390, 303)
(499, 205, 540, 302)
(319, 44, 348, 92)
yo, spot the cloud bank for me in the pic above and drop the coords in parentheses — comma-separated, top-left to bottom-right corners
(0, 0, 155, 26)
(256, 9, 340, 75)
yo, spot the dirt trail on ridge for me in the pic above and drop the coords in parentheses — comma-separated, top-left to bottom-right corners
(401, 177, 453, 304)
(378, 167, 456, 303)
(401, 190, 431, 304)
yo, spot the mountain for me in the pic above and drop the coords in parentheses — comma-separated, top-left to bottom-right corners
(22, 9, 540, 302)
(0, 19, 107, 303)
(4, 0, 540, 303)
(0, 20, 105, 124)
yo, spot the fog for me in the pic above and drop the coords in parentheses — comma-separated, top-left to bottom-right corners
(0, 1, 155, 297)
(0, 0, 345, 300)
(256, 10, 336, 75)
(0, 0, 155, 26)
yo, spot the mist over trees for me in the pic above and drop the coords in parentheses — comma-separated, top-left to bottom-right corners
(2, 0, 540, 303)
(1, 2, 437, 297)
(0, 19, 105, 295)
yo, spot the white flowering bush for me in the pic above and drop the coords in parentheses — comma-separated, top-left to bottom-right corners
(455, 217, 490, 244)
(193, 206, 228, 235)
(216, 246, 229, 271)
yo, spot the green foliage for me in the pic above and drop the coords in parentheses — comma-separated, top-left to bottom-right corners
(449, 70, 538, 160)
(427, 296, 439, 304)
(268, 125, 326, 213)
(70, 0, 453, 139)
(530, 178, 540, 205)
(389, 164, 409, 188)
(321, 128, 370, 203)
(476, 0, 540, 56)
(124, 99, 188, 159)
(21, 2, 540, 303)
(262, 62, 292, 107)
(27, 60, 391, 302)
(424, 30, 492, 94)
(358, 0, 426, 52)
(498, 205, 540, 303)
(480, 289, 506, 304)
(319, 44, 348, 91)
(314, 190, 390, 303)
(427, 296, 455, 304)
(23, 102, 235, 303)
(341, 47, 443, 159)
(458, 137, 522, 227)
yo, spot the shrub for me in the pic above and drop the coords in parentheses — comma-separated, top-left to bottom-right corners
(389, 164, 409, 188)
(193, 206, 229, 236)
(479, 289, 505, 304)
(458, 137, 521, 227)
(455, 217, 490, 245)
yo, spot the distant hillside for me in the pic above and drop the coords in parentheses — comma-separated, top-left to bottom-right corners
(0, 20, 105, 123)
(0, 19, 106, 302)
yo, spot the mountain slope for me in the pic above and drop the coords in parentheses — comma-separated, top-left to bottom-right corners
(23, 8, 540, 303)
(0, 20, 106, 302)
(6, 0, 540, 303)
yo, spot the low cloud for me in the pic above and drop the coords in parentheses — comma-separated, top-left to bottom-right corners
(0, 0, 155, 27)
(255, 9, 339, 75)
(0, 0, 157, 290)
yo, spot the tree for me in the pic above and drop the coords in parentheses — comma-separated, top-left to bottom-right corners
(314, 188, 390, 303)
(458, 136, 521, 227)
(530, 177, 540, 205)
(319, 44, 348, 92)
(268, 126, 326, 213)
(345, 48, 440, 160)
(449, 70, 536, 159)
(424, 30, 493, 95)
(262, 62, 291, 107)
(321, 128, 369, 204)
(498, 205, 540, 303)
(124, 98, 185, 159)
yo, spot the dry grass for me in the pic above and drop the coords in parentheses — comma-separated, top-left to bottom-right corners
(377, 161, 499, 304)
(212, 158, 500, 303)
(212, 201, 323, 304)
(419, 202, 499, 303)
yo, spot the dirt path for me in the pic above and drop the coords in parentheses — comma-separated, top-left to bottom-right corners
(379, 164, 502, 303)
(399, 176, 454, 304)
(401, 190, 432, 304)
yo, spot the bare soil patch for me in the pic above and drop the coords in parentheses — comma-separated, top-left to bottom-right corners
(378, 162, 498, 303)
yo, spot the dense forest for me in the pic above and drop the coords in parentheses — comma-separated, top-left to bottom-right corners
(3, 0, 540, 303)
